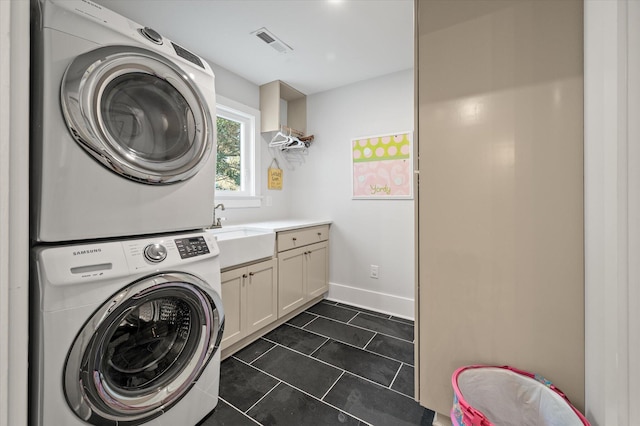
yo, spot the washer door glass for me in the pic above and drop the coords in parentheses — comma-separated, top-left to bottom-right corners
(61, 45, 213, 185)
(64, 273, 224, 426)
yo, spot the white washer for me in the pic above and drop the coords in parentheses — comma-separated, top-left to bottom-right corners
(31, 231, 224, 426)
(32, 0, 217, 242)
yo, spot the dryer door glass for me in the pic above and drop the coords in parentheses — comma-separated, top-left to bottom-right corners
(100, 72, 196, 163)
(64, 273, 224, 425)
(61, 45, 214, 185)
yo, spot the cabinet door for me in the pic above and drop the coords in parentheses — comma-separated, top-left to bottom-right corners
(246, 259, 278, 335)
(278, 246, 306, 317)
(220, 267, 245, 349)
(305, 241, 329, 299)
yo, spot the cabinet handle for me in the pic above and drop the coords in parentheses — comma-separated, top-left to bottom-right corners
(292, 237, 297, 242)
(249, 272, 254, 276)
(242, 274, 248, 278)
(317, 232, 321, 237)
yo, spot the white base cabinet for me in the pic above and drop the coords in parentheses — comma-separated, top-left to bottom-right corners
(220, 223, 330, 357)
(277, 226, 329, 317)
(220, 258, 277, 349)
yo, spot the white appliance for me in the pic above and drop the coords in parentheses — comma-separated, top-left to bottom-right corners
(31, 0, 217, 242)
(31, 231, 224, 426)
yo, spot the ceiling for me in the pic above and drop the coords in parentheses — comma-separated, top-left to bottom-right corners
(94, 0, 414, 95)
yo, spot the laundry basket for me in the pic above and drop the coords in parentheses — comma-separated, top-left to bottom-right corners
(451, 365, 589, 426)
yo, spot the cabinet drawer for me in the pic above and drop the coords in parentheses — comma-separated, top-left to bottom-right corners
(277, 225, 329, 252)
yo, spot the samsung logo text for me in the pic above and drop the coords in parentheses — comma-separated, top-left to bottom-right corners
(73, 248, 102, 256)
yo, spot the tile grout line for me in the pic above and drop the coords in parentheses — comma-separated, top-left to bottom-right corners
(363, 331, 378, 349)
(219, 304, 421, 424)
(268, 322, 329, 343)
(263, 312, 414, 370)
(229, 340, 414, 420)
(217, 397, 262, 426)
(243, 380, 282, 415)
(302, 313, 372, 342)
(319, 299, 415, 325)
(231, 356, 372, 425)
(239, 345, 409, 418)
(313, 310, 414, 343)
(308, 336, 330, 357)
(259, 338, 344, 374)
(388, 317, 415, 326)
(320, 370, 345, 401)
(308, 308, 358, 326)
(299, 314, 319, 328)
(348, 316, 415, 342)
(313, 335, 407, 367)
(341, 367, 418, 401)
(292, 310, 416, 350)
(300, 315, 319, 330)
(297, 305, 415, 343)
(305, 338, 405, 391)
(391, 362, 420, 399)
(245, 340, 278, 365)
(345, 310, 359, 325)
(332, 301, 393, 319)
(287, 316, 316, 331)
(388, 363, 403, 390)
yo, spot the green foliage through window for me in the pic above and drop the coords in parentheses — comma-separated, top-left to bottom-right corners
(216, 116, 241, 191)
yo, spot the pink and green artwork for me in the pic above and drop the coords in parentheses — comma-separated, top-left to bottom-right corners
(352, 132, 413, 199)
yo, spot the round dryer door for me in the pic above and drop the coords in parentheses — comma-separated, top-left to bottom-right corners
(61, 45, 214, 184)
(64, 272, 224, 425)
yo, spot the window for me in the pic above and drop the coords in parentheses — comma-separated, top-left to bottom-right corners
(215, 96, 261, 208)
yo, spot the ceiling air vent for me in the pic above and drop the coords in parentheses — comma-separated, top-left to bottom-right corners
(252, 27, 293, 54)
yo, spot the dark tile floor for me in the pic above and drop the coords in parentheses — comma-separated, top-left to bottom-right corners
(199, 299, 434, 426)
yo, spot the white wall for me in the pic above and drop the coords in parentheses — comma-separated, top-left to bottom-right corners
(207, 65, 416, 317)
(287, 70, 415, 318)
(584, 0, 640, 424)
(210, 63, 260, 110)
(207, 61, 292, 225)
(208, 62, 415, 318)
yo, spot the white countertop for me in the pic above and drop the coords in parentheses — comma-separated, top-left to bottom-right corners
(239, 219, 332, 232)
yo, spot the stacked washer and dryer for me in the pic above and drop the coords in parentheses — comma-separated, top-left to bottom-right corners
(30, 1, 224, 425)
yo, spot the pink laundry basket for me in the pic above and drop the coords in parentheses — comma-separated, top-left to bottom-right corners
(451, 365, 589, 426)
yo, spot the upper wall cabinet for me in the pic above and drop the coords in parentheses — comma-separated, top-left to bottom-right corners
(259, 80, 307, 135)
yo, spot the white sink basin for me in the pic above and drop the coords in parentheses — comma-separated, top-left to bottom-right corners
(207, 226, 275, 269)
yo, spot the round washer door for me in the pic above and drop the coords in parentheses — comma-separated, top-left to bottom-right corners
(64, 272, 224, 426)
(61, 45, 213, 185)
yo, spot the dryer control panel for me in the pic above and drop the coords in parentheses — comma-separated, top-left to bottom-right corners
(175, 236, 210, 259)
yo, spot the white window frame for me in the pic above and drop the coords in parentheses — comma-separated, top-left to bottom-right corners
(215, 95, 261, 208)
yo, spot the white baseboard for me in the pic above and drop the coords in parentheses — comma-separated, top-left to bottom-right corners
(327, 281, 414, 320)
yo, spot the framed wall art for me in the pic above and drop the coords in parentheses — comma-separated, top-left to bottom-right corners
(351, 131, 413, 199)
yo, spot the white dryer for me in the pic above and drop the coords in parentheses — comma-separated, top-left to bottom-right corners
(31, 231, 224, 425)
(31, 0, 217, 242)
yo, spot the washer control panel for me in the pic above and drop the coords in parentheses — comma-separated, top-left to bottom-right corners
(175, 236, 210, 259)
(119, 232, 217, 272)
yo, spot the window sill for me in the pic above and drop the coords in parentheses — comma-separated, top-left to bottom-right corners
(214, 196, 262, 209)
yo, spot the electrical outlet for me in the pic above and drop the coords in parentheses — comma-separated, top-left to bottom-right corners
(370, 265, 379, 279)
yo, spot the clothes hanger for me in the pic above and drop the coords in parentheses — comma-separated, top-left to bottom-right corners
(269, 130, 289, 147)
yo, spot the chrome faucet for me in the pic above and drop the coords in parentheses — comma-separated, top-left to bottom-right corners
(212, 203, 225, 228)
